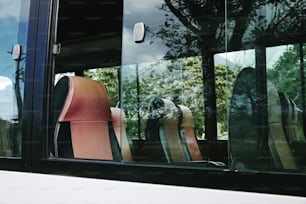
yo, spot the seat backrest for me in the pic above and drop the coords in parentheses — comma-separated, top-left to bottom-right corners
(53, 76, 121, 160)
(229, 68, 299, 170)
(159, 99, 188, 162)
(111, 107, 133, 161)
(144, 98, 168, 162)
(267, 84, 298, 170)
(177, 105, 202, 161)
(145, 98, 190, 162)
(279, 92, 301, 144)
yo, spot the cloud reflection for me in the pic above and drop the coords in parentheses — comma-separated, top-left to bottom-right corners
(122, 27, 167, 65)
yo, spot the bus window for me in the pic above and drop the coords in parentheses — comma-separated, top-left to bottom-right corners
(121, 0, 226, 165)
(0, 0, 30, 157)
(225, 1, 306, 172)
(47, 0, 306, 177)
(50, 0, 123, 160)
(120, 0, 306, 172)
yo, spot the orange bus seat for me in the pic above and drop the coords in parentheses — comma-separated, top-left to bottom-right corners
(111, 107, 133, 161)
(53, 76, 121, 160)
(145, 98, 190, 162)
(268, 84, 298, 170)
(177, 105, 202, 161)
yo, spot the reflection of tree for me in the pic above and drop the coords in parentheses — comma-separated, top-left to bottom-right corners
(215, 64, 236, 132)
(152, 0, 227, 140)
(267, 44, 306, 107)
(156, 0, 225, 57)
(121, 58, 236, 139)
(84, 68, 119, 107)
(157, 0, 305, 55)
(0, 119, 10, 155)
(151, 0, 305, 141)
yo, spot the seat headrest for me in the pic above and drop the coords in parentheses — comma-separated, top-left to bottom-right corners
(111, 107, 126, 128)
(58, 76, 111, 122)
(177, 105, 194, 127)
(159, 99, 179, 124)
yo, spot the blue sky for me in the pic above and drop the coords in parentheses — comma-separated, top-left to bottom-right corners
(0, 0, 21, 79)
(0, 0, 22, 120)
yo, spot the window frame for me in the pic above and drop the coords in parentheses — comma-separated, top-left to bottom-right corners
(0, 0, 305, 197)
(0, 0, 40, 171)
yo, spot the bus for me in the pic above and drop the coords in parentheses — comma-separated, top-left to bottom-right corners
(0, 0, 306, 202)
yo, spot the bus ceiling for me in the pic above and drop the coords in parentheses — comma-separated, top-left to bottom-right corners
(55, 0, 123, 73)
(57, 0, 123, 42)
(54, 34, 122, 73)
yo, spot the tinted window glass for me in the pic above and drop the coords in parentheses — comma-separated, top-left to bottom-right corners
(51, 0, 123, 160)
(121, 0, 306, 174)
(0, 0, 30, 157)
(226, 1, 306, 172)
(121, 0, 226, 164)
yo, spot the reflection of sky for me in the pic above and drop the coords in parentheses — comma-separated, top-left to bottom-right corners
(0, 19, 19, 78)
(122, 27, 167, 65)
(0, 0, 21, 79)
(122, 0, 298, 69)
(122, 0, 174, 65)
(266, 45, 293, 68)
(215, 45, 291, 69)
(215, 50, 255, 69)
(0, 0, 23, 121)
(0, 76, 12, 90)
